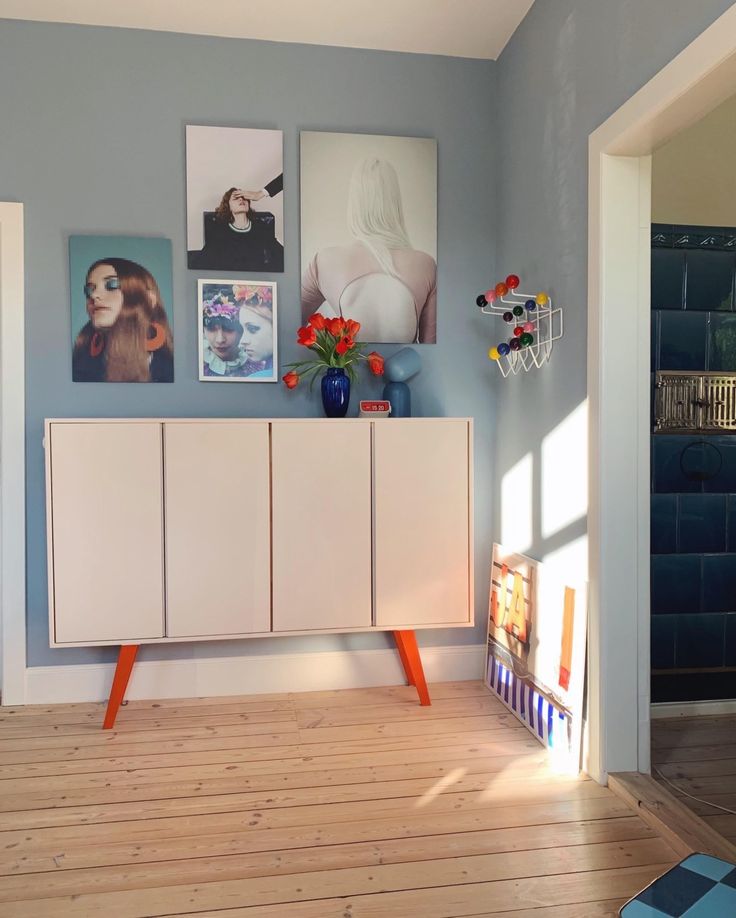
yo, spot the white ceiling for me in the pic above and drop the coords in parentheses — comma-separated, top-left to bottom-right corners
(0, 0, 534, 60)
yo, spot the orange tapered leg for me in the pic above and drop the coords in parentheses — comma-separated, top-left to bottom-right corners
(393, 630, 430, 706)
(392, 630, 415, 685)
(103, 644, 139, 729)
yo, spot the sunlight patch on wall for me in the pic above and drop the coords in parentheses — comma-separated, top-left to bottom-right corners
(542, 400, 588, 540)
(501, 452, 533, 553)
(543, 533, 588, 585)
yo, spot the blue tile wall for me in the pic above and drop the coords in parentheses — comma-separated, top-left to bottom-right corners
(652, 438, 736, 494)
(685, 250, 735, 311)
(651, 248, 685, 310)
(651, 226, 736, 693)
(728, 498, 736, 552)
(702, 554, 736, 613)
(703, 438, 736, 492)
(726, 613, 736, 666)
(651, 615, 677, 670)
(708, 313, 736, 371)
(651, 554, 701, 614)
(678, 495, 727, 553)
(676, 613, 726, 668)
(651, 494, 677, 553)
(658, 310, 707, 370)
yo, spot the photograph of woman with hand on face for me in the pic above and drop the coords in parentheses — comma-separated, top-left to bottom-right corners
(186, 125, 284, 272)
(198, 281, 277, 382)
(70, 236, 174, 383)
(190, 184, 284, 272)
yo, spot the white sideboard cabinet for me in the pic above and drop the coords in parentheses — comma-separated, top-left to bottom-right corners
(45, 418, 473, 722)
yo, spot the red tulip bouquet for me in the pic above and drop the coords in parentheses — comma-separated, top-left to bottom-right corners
(282, 314, 384, 390)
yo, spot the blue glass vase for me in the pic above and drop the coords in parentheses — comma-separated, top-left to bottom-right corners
(321, 367, 350, 418)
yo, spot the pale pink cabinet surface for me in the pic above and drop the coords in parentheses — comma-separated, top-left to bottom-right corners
(163, 422, 271, 638)
(46, 418, 473, 646)
(49, 422, 165, 644)
(373, 419, 471, 627)
(271, 422, 372, 632)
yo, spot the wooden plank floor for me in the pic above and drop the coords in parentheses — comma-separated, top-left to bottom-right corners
(0, 681, 677, 917)
(652, 713, 736, 848)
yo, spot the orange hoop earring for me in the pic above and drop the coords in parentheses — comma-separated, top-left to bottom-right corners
(90, 332, 105, 358)
(144, 322, 166, 352)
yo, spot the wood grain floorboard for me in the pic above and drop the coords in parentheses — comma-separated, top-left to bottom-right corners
(651, 713, 736, 852)
(0, 682, 677, 916)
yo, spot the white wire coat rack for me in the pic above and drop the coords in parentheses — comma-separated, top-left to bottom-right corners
(477, 275, 563, 377)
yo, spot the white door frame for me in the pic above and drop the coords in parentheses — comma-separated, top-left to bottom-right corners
(588, 5, 736, 782)
(0, 202, 26, 705)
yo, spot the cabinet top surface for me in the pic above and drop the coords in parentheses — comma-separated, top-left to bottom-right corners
(46, 417, 473, 424)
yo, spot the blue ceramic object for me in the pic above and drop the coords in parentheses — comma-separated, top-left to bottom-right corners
(384, 347, 421, 383)
(383, 380, 411, 417)
(321, 367, 350, 417)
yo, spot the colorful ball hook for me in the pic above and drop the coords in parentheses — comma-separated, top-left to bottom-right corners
(535, 292, 549, 306)
(484, 289, 497, 304)
(512, 305, 524, 317)
(488, 346, 500, 361)
(523, 321, 534, 333)
(476, 294, 487, 307)
(525, 299, 536, 311)
(509, 338, 522, 351)
(506, 274, 520, 290)
(502, 311, 514, 323)
(498, 342, 510, 356)
(495, 282, 508, 298)
(520, 333, 534, 347)
(513, 326, 524, 337)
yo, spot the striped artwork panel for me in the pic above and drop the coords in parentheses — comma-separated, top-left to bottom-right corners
(486, 652, 570, 751)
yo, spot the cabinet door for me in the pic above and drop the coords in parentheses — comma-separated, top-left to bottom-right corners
(272, 422, 372, 631)
(164, 422, 270, 637)
(374, 420, 471, 627)
(50, 423, 165, 644)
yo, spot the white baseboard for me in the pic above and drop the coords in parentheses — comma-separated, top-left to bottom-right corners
(651, 699, 736, 719)
(23, 643, 487, 705)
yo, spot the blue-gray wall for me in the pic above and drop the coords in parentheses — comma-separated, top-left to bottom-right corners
(493, 0, 735, 563)
(0, 19, 497, 667)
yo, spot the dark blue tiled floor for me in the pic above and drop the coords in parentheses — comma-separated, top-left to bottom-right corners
(620, 853, 736, 916)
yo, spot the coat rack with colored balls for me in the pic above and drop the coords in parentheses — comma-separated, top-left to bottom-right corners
(476, 274, 564, 377)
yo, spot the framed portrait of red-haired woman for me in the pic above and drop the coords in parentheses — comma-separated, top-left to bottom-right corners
(69, 235, 174, 383)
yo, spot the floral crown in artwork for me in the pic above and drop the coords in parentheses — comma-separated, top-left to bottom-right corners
(203, 293, 240, 328)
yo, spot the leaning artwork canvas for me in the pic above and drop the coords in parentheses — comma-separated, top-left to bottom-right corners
(69, 235, 174, 383)
(485, 543, 588, 770)
(186, 125, 284, 272)
(300, 131, 437, 344)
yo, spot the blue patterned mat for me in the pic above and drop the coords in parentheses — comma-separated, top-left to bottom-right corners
(620, 853, 736, 916)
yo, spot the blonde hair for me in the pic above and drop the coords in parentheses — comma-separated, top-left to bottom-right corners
(347, 157, 412, 277)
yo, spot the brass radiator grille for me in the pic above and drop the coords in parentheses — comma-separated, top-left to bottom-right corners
(655, 371, 736, 433)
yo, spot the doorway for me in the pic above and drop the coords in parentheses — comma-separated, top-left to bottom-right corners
(0, 202, 26, 706)
(587, 5, 736, 783)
